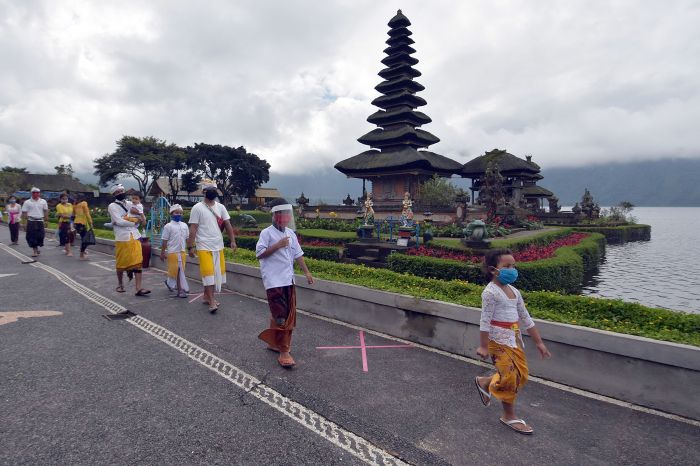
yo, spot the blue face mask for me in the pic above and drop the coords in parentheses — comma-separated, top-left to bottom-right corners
(172, 215, 182, 222)
(496, 267, 518, 285)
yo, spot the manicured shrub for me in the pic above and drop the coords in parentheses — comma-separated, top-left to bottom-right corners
(573, 224, 650, 243)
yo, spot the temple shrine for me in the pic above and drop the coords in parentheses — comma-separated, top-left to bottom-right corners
(335, 10, 462, 208)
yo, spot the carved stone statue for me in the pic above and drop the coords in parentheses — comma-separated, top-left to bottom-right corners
(296, 192, 309, 215)
(342, 194, 354, 206)
(363, 192, 375, 226)
(547, 196, 560, 213)
(464, 220, 488, 241)
(400, 192, 414, 226)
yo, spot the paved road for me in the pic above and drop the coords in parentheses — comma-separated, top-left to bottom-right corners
(1, 227, 698, 465)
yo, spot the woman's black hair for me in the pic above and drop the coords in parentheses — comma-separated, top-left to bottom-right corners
(59, 192, 69, 200)
(482, 248, 513, 280)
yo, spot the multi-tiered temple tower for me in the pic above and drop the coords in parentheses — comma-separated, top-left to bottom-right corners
(335, 10, 461, 208)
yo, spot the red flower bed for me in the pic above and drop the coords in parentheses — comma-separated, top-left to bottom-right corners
(300, 239, 337, 247)
(408, 233, 590, 263)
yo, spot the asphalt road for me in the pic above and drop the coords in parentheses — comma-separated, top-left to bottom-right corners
(1, 227, 698, 465)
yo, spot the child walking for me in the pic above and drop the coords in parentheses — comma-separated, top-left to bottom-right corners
(255, 198, 313, 368)
(474, 249, 551, 435)
(159, 204, 190, 298)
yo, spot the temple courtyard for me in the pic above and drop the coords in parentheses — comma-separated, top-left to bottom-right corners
(1, 227, 698, 466)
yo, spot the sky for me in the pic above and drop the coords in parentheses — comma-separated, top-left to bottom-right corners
(1, 0, 699, 190)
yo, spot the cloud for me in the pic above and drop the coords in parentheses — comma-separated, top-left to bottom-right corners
(1, 0, 699, 180)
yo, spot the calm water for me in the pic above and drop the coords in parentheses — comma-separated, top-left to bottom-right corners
(581, 207, 700, 313)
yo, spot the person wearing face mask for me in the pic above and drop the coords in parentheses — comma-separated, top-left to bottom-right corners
(5, 196, 22, 245)
(20, 187, 49, 257)
(56, 193, 75, 257)
(255, 198, 314, 368)
(159, 204, 190, 298)
(187, 180, 237, 313)
(108, 184, 150, 296)
(473, 249, 551, 436)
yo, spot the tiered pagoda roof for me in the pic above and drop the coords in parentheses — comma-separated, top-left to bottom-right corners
(460, 149, 541, 177)
(336, 10, 461, 177)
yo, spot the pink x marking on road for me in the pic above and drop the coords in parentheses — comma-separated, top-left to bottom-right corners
(316, 330, 413, 372)
(188, 289, 237, 304)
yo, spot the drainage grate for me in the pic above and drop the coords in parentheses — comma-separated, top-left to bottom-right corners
(103, 310, 137, 321)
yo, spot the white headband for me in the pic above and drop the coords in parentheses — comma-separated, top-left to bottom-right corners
(271, 204, 293, 213)
(169, 204, 183, 213)
(110, 184, 125, 195)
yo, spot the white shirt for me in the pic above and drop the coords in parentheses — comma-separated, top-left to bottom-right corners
(108, 200, 142, 242)
(256, 225, 303, 290)
(21, 198, 48, 220)
(161, 221, 189, 254)
(188, 201, 230, 251)
(5, 204, 21, 223)
(480, 282, 535, 348)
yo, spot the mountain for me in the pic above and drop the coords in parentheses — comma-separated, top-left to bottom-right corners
(540, 158, 700, 206)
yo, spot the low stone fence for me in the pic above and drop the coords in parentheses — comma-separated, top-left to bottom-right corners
(86, 236, 700, 421)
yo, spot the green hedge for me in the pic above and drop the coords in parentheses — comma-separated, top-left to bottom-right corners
(573, 224, 650, 243)
(429, 228, 572, 253)
(296, 229, 357, 244)
(388, 233, 606, 294)
(224, 248, 700, 346)
(234, 235, 342, 262)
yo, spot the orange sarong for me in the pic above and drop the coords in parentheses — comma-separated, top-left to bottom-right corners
(258, 285, 297, 352)
(487, 337, 529, 404)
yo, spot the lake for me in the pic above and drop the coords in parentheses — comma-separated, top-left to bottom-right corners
(581, 207, 700, 313)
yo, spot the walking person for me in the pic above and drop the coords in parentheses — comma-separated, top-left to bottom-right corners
(474, 249, 551, 435)
(73, 194, 94, 260)
(5, 196, 22, 245)
(108, 184, 150, 296)
(20, 187, 48, 257)
(255, 199, 314, 368)
(159, 204, 190, 298)
(56, 193, 75, 257)
(187, 180, 236, 313)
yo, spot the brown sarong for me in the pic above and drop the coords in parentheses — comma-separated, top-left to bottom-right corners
(258, 285, 297, 353)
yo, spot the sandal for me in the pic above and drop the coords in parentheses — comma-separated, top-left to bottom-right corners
(278, 354, 296, 368)
(164, 280, 174, 292)
(475, 376, 491, 407)
(209, 305, 218, 314)
(135, 289, 151, 297)
(116, 286, 125, 293)
(500, 418, 534, 435)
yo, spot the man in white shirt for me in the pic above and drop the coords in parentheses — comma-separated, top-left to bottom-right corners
(255, 198, 313, 368)
(159, 204, 189, 298)
(187, 180, 237, 313)
(20, 187, 49, 257)
(108, 184, 150, 296)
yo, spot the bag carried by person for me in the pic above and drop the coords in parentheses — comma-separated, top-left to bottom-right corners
(203, 203, 226, 232)
(83, 227, 96, 246)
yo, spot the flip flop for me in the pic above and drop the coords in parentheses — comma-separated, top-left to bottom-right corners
(116, 286, 125, 293)
(177, 292, 188, 298)
(164, 280, 175, 292)
(278, 355, 296, 368)
(475, 376, 491, 407)
(500, 418, 534, 435)
(135, 289, 151, 297)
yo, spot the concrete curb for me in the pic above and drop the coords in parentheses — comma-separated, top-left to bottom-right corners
(44, 234, 700, 421)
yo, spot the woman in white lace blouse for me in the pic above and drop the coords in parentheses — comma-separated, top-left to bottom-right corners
(474, 249, 551, 435)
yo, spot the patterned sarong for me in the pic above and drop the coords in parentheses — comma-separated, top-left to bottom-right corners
(115, 235, 143, 272)
(487, 337, 529, 404)
(258, 285, 297, 353)
(198, 249, 226, 291)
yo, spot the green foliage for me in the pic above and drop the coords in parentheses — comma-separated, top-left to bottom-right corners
(391, 233, 605, 293)
(297, 217, 360, 232)
(573, 225, 651, 243)
(431, 223, 464, 238)
(0, 171, 23, 195)
(224, 249, 699, 346)
(418, 174, 458, 208)
(296, 229, 357, 244)
(1, 166, 28, 174)
(180, 171, 201, 196)
(430, 228, 572, 253)
(186, 143, 270, 205)
(54, 164, 74, 176)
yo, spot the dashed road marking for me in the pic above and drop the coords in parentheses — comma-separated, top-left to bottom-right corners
(0, 243, 410, 465)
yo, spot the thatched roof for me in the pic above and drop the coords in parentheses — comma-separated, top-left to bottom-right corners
(461, 149, 541, 177)
(521, 185, 554, 198)
(17, 174, 94, 193)
(335, 147, 462, 176)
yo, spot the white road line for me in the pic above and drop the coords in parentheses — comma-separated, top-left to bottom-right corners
(0, 243, 409, 466)
(14, 244, 700, 429)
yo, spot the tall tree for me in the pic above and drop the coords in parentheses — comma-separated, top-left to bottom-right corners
(186, 143, 270, 205)
(181, 171, 202, 201)
(54, 164, 74, 176)
(1, 166, 28, 174)
(94, 136, 172, 196)
(160, 144, 187, 203)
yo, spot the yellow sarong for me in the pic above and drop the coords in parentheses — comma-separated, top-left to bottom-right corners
(198, 250, 226, 291)
(115, 235, 143, 272)
(487, 338, 529, 404)
(166, 252, 189, 292)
